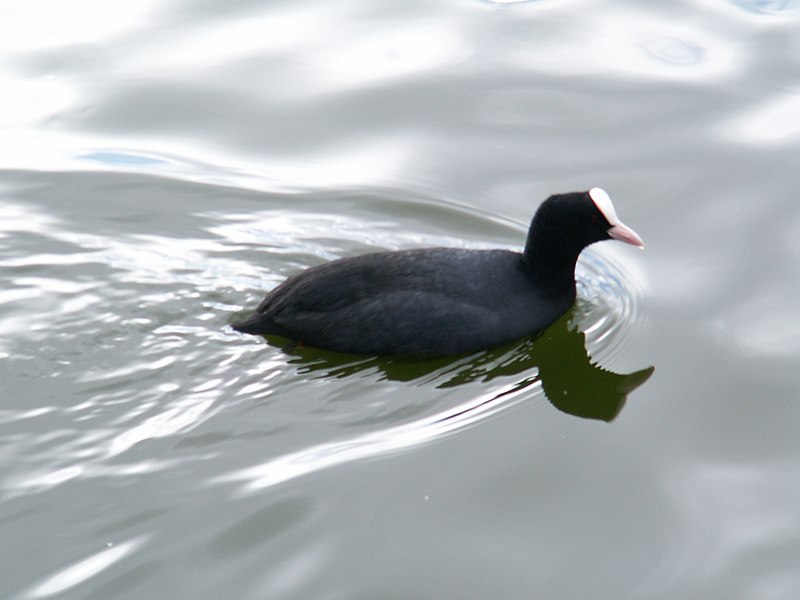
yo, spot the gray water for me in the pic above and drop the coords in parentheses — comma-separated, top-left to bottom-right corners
(2, 1, 800, 599)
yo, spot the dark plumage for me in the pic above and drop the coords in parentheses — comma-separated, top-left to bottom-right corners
(232, 188, 643, 357)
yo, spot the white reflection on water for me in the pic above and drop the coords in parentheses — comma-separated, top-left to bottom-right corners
(0, 130, 416, 193)
(151, 13, 474, 92)
(720, 89, 800, 145)
(214, 382, 535, 494)
(2, 0, 159, 49)
(133, 9, 337, 71)
(106, 391, 217, 457)
(181, 13, 471, 93)
(23, 536, 148, 599)
(0, 76, 74, 128)
(0, 201, 61, 238)
(513, 10, 738, 81)
(0, 200, 264, 500)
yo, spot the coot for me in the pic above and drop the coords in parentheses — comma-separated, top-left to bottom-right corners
(232, 188, 643, 357)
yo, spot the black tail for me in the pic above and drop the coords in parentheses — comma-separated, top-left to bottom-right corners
(231, 313, 269, 335)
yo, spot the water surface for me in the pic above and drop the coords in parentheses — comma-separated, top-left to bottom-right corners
(2, 1, 800, 599)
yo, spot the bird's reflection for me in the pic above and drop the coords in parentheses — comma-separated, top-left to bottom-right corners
(268, 310, 654, 422)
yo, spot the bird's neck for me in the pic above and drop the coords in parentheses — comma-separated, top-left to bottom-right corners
(522, 233, 581, 295)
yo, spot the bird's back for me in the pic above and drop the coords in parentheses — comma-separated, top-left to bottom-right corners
(232, 247, 573, 356)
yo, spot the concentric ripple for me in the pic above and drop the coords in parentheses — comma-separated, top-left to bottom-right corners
(575, 244, 649, 365)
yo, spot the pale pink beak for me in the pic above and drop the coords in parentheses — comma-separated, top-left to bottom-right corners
(608, 222, 645, 249)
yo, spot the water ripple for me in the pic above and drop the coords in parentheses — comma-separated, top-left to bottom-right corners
(0, 180, 649, 507)
(214, 381, 533, 494)
(23, 536, 149, 599)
